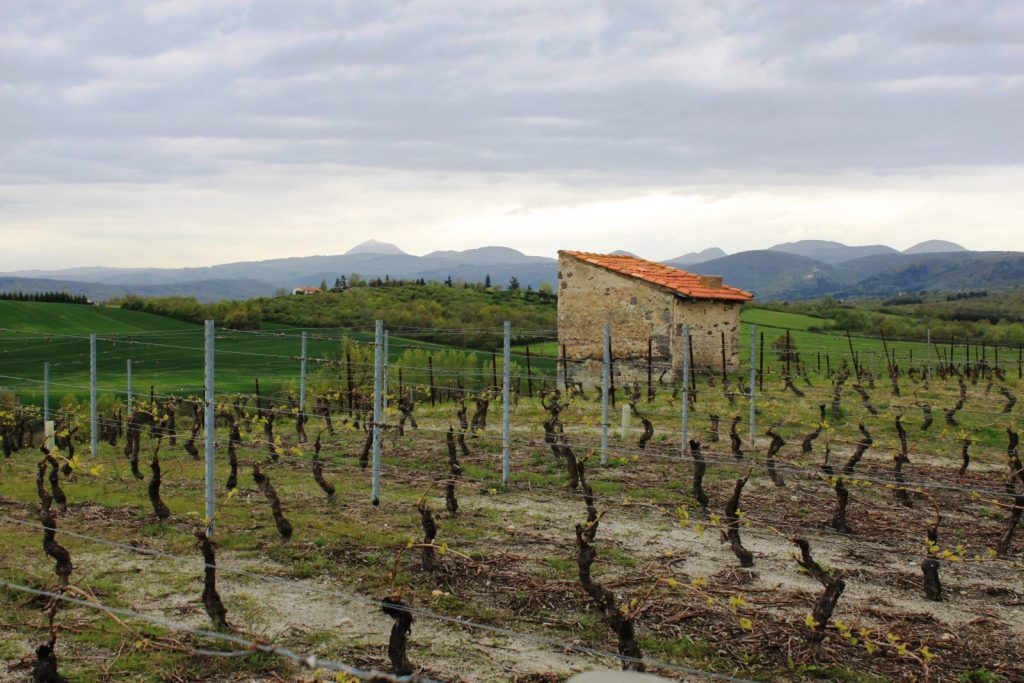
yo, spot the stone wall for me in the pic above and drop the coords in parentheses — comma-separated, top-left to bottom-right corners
(670, 298, 743, 372)
(557, 253, 742, 386)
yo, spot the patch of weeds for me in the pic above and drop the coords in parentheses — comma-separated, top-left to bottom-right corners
(959, 669, 1005, 683)
(544, 556, 574, 573)
(590, 480, 624, 496)
(640, 635, 711, 660)
(793, 663, 886, 682)
(216, 531, 257, 550)
(305, 629, 337, 647)
(229, 592, 271, 632)
(601, 545, 638, 568)
(0, 637, 26, 661)
(74, 617, 129, 650)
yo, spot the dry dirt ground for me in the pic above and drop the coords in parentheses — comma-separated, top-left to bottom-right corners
(2, 387, 1023, 682)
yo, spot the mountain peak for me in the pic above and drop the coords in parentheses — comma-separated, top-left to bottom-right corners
(903, 240, 967, 254)
(344, 239, 407, 256)
(666, 247, 727, 266)
(422, 246, 538, 263)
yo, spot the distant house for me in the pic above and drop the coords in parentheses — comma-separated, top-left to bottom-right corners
(291, 286, 321, 295)
(557, 251, 753, 383)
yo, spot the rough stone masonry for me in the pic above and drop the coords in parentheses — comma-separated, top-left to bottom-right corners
(557, 251, 753, 387)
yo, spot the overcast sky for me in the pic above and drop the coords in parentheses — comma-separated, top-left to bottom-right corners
(2, 0, 1022, 269)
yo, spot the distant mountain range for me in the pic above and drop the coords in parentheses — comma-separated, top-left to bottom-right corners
(672, 250, 1024, 300)
(3, 238, 1019, 303)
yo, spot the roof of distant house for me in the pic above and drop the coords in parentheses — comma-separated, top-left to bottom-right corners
(560, 250, 753, 302)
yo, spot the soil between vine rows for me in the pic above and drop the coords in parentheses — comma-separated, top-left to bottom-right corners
(2, 397, 1023, 682)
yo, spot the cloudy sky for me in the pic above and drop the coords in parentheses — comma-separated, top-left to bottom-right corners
(2, 0, 1022, 269)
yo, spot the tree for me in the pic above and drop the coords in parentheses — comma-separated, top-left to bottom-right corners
(349, 272, 363, 287)
(445, 276, 453, 287)
(771, 332, 800, 364)
(539, 281, 554, 295)
(485, 274, 492, 288)
(508, 276, 520, 291)
(320, 279, 328, 293)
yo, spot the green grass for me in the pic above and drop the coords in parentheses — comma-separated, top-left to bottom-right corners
(739, 307, 938, 373)
(0, 300, 196, 334)
(0, 301, 540, 405)
(740, 307, 832, 332)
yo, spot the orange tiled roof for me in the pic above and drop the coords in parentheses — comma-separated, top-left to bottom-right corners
(560, 251, 753, 302)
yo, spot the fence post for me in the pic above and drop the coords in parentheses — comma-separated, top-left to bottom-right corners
(299, 331, 308, 415)
(502, 321, 511, 486)
(428, 355, 436, 406)
(926, 328, 932, 383)
(681, 325, 690, 456)
(346, 352, 354, 416)
(759, 331, 764, 391)
(43, 361, 50, 424)
(371, 320, 383, 506)
(561, 343, 570, 392)
(204, 320, 216, 533)
(601, 322, 610, 465)
(646, 337, 653, 402)
(382, 330, 389, 424)
(90, 333, 97, 458)
(43, 362, 52, 449)
(748, 324, 756, 449)
(126, 358, 133, 413)
(525, 347, 533, 398)
(608, 331, 616, 409)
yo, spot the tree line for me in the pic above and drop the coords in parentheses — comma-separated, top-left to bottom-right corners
(0, 291, 90, 304)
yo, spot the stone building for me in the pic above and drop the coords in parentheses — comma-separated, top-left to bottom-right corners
(557, 251, 753, 384)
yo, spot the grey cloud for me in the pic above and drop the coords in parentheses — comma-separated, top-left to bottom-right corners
(0, 2, 1021, 198)
(2, 0, 1015, 184)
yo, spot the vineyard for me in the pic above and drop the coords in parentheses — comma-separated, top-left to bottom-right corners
(1, 313, 1023, 682)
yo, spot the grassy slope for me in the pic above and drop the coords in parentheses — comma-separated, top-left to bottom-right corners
(0, 301, 196, 334)
(3, 300, 1014, 410)
(0, 303, 517, 404)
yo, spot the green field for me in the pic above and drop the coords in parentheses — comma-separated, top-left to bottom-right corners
(0, 302, 522, 406)
(0, 300, 195, 334)
(3, 301, 1020, 414)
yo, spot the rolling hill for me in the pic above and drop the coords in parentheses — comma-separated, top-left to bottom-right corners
(2, 242, 560, 300)
(670, 250, 845, 300)
(768, 240, 899, 264)
(683, 250, 1024, 300)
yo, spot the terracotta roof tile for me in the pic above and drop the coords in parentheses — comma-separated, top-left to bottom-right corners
(560, 250, 754, 302)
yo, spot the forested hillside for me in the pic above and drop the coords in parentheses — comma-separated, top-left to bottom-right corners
(120, 283, 557, 349)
